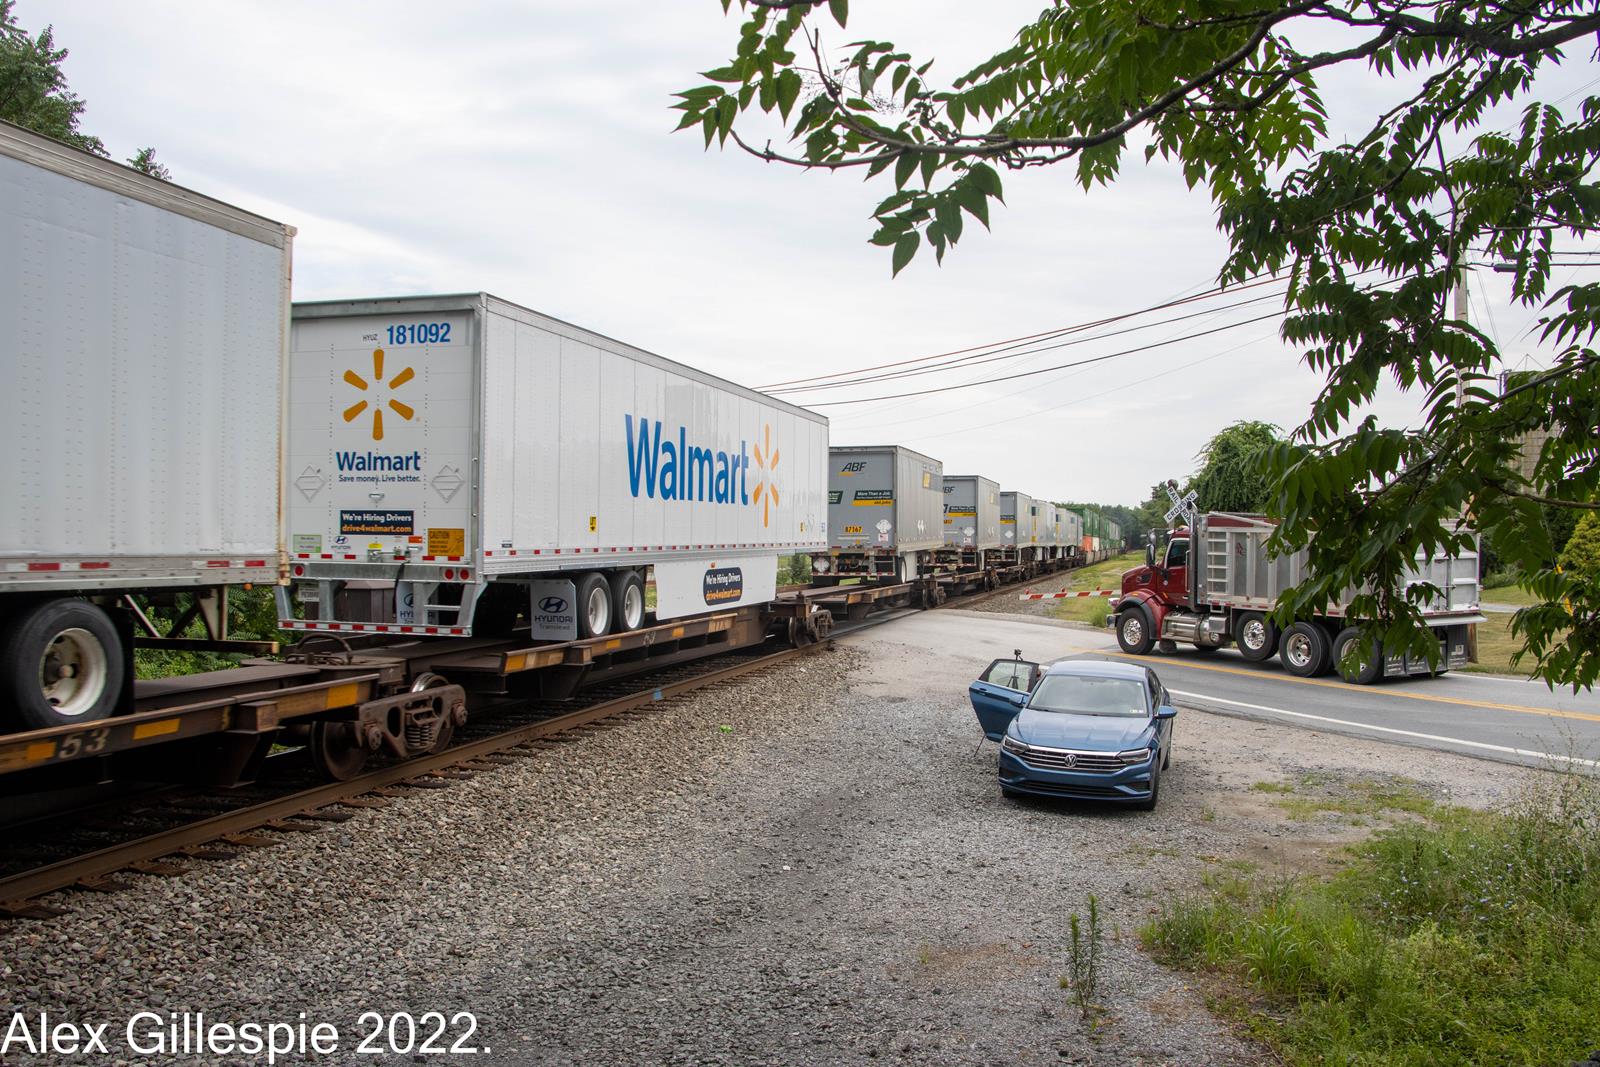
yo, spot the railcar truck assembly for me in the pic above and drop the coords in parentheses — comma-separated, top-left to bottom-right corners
(0, 121, 294, 731)
(1111, 500, 1483, 682)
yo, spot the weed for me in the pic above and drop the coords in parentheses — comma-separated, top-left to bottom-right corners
(1063, 893, 1103, 1021)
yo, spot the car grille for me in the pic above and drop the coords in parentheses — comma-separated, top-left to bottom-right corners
(1023, 781, 1127, 798)
(1018, 747, 1125, 773)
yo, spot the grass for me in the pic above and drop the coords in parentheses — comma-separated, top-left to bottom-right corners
(1144, 771, 1600, 1066)
(1044, 551, 1143, 625)
(1251, 775, 1435, 823)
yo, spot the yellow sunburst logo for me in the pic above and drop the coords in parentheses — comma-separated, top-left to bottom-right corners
(751, 423, 780, 528)
(342, 348, 415, 441)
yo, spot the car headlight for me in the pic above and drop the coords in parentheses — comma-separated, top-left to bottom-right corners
(1001, 735, 1030, 756)
(1117, 747, 1152, 764)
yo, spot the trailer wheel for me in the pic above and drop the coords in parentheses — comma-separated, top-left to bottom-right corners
(575, 572, 613, 638)
(609, 570, 646, 632)
(1332, 627, 1382, 685)
(1281, 622, 1331, 677)
(1115, 607, 1155, 655)
(1, 599, 124, 730)
(1234, 612, 1279, 662)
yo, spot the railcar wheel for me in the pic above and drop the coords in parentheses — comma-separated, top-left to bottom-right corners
(609, 570, 646, 632)
(412, 672, 457, 752)
(1234, 612, 1280, 662)
(309, 721, 369, 781)
(1, 599, 124, 730)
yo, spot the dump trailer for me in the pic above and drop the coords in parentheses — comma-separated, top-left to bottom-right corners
(281, 294, 828, 640)
(814, 445, 943, 583)
(940, 474, 1002, 570)
(0, 120, 294, 732)
(1110, 512, 1483, 682)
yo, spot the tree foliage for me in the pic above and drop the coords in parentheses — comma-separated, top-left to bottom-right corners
(0, 0, 166, 177)
(1188, 419, 1282, 512)
(678, 0, 1600, 688)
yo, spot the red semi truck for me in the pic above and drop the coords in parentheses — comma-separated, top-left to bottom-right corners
(1109, 512, 1483, 683)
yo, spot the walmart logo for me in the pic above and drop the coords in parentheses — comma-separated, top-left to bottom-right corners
(624, 416, 782, 528)
(343, 348, 416, 442)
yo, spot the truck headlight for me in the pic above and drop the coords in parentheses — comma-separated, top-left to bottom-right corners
(1117, 747, 1152, 764)
(1001, 735, 1030, 757)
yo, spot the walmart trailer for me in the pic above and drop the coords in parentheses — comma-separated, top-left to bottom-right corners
(281, 294, 828, 640)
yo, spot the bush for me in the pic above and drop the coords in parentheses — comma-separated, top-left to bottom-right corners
(1144, 774, 1600, 1065)
(1560, 512, 1600, 578)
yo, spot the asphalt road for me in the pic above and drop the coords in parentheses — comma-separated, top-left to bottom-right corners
(930, 609, 1600, 772)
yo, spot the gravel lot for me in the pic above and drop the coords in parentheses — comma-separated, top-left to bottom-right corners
(0, 609, 1537, 1066)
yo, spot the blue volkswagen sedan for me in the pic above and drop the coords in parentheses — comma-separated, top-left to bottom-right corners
(969, 657, 1176, 809)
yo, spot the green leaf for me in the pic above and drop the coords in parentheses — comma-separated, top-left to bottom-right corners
(894, 152, 918, 190)
(828, 0, 848, 28)
(891, 231, 919, 276)
(776, 69, 802, 120)
(968, 161, 1004, 202)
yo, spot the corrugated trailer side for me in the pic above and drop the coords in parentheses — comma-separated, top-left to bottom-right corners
(941, 475, 1001, 552)
(815, 445, 943, 582)
(283, 293, 826, 640)
(0, 120, 293, 730)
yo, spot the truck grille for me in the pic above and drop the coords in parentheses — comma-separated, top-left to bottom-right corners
(1018, 746, 1124, 773)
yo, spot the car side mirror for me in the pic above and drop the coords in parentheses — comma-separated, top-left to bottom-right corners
(1145, 542, 1156, 568)
(1155, 705, 1177, 720)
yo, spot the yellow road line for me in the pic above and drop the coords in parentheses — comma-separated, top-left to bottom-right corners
(1103, 651, 1600, 724)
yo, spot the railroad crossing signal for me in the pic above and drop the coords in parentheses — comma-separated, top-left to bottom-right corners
(1163, 483, 1199, 526)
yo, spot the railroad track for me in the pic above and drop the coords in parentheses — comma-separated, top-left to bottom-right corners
(0, 578, 1040, 919)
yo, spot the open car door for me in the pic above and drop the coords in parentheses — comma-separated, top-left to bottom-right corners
(969, 654, 1042, 741)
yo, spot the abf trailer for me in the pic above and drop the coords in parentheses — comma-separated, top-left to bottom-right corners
(0, 121, 293, 731)
(812, 445, 943, 584)
(281, 295, 828, 641)
(998, 492, 1043, 571)
(939, 474, 1001, 571)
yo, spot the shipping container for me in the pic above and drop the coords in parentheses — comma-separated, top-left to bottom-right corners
(999, 491, 1044, 564)
(814, 445, 943, 582)
(281, 294, 828, 640)
(0, 120, 294, 729)
(941, 474, 1002, 554)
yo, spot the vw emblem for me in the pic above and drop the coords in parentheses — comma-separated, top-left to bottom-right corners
(539, 596, 568, 613)
(1063, 753, 1078, 768)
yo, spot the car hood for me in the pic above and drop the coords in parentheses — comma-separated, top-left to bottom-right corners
(1014, 709, 1151, 751)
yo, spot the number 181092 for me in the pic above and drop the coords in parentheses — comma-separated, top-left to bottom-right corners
(386, 322, 451, 345)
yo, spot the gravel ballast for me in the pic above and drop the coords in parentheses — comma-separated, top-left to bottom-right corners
(0, 610, 1537, 1066)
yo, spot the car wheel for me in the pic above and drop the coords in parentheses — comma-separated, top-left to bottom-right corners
(1162, 739, 1171, 770)
(1332, 627, 1382, 684)
(1135, 766, 1160, 811)
(1116, 607, 1155, 655)
(1281, 621, 1332, 677)
(1234, 612, 1279, 662)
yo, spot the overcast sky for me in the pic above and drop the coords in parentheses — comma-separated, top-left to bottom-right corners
(23, 0, 1595, 507)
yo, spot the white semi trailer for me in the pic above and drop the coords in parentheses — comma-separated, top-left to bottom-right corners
(280, 294, 829, 640)
(0, 122, 294, 730)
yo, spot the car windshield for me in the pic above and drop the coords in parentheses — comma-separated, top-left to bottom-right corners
(1027, 675, 1147, 717)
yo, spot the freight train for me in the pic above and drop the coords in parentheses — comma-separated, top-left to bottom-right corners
(0, 121, 1113, 784)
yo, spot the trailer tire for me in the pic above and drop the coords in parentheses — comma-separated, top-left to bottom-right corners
(1, 598, 124, 730)
(1234, 612, 1279, 662)
(609, 570, 646, 632)
(1281, 621, 1331, 677)
(1332, 627, 1382, 684)
(1115, 606, 1155, 655)
(575, 572, 613, 638)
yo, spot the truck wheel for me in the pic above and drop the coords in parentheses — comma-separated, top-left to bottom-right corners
(1116, 607, 1155, 655)
(1234, 612, 1279, 662)
(1, 599, 124, 730)
(609, 570, 646, 632)
(1332, 628, 1382, 684)
(575, 572, 613, 638)
(1281, 621, 1331, 677)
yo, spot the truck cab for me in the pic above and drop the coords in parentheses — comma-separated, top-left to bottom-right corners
(1121, 528, 1192, 610)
